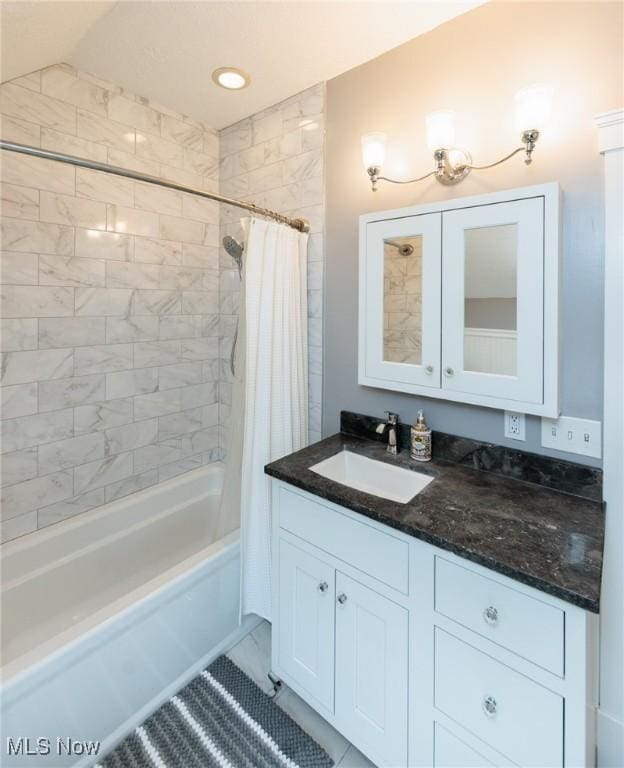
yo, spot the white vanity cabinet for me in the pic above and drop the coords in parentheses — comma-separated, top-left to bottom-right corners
(276, 535, 409, 767)
(277, 539, 335, 711)
(334, 572, 409, 767)
(359, 183, 561, 416)
(271, 481, 597, 768)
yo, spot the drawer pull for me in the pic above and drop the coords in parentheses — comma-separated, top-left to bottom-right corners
(337, 593, 348, 605)
(318, 581, 329, 594)
(482, 695, 498, 718)
(483, 605, 499, 626)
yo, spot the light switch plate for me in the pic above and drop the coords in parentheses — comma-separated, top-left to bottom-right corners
(504, 411, 526, 441)
(541, 416, 602, 459)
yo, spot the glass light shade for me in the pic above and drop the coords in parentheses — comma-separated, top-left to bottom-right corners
(361, 132, 387, 169)
(514, 83, 553, 132)
(426, 110, 456, 151)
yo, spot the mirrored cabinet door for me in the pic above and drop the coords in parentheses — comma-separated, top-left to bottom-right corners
(361, 213, 441, 389)
(441, 197, 544, 403)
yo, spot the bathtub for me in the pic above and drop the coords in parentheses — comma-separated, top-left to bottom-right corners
(0, 464, 255, 768)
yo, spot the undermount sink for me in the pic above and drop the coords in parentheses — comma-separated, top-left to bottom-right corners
(309, 450, 433, 504)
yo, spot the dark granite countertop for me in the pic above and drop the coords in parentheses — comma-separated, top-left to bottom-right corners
(265, 429, 604, 612)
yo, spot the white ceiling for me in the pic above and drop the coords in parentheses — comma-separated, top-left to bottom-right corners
(0, 2, 115, 83)
(1, 1, 484, 130)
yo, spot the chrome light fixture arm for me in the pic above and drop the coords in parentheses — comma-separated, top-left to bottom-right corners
(367, 165, 437, 191)
(461, 129, 540, 171)
(366, 129, 540, 191)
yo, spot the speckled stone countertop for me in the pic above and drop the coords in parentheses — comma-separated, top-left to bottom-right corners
(265, 419, 604, 613)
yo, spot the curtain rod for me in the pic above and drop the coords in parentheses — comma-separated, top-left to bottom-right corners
(0, 140, 310, 233)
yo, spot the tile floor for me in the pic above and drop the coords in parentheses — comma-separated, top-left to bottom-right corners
(226, 620, 376, 768)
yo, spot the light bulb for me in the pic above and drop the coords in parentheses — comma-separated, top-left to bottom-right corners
(426, 110, 456, 151)
(514, 83, 553, 133)
(361, 132, 387, 170)
(212, 67, 251, 90)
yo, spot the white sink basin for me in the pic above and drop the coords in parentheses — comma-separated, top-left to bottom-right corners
(309, 450, 433, 504)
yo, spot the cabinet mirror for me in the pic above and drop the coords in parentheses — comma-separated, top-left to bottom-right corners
(463, 224, 518, 377)
(383, 235, 423, 366)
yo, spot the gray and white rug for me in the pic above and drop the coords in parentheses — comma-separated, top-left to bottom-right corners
(97, 655, 334, 768)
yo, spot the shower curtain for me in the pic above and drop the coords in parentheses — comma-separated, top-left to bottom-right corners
(219, 217, 309, 621)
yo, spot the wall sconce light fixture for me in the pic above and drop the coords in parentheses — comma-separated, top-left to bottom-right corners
(362, 83, 553, 191)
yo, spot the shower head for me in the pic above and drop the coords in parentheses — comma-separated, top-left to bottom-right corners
(222, 235, 244, 272)
(386, 239, 414, 257)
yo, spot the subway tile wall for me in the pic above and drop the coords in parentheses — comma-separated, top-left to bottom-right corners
(219, 84, 325, 447)
(0, 64, 221, 543)
(0, 69, 325, 544)
(383, 237, 423, 365)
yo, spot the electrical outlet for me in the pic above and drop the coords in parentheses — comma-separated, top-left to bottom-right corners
(541, 416, 602, 459)
(504, 411, 526, 441)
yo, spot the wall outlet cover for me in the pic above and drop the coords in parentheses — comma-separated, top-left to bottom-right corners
(504, 411, 526, 441)
(541, 416, 602, 459)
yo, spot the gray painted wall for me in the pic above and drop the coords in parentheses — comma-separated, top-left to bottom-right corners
(323, 2, 622, 468)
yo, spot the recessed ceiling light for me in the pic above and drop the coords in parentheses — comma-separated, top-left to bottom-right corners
(212, 67, 250, 90)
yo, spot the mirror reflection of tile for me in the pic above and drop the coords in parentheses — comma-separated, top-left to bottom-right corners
(383, 236, 423, 365)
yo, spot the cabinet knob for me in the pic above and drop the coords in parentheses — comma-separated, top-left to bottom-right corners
(444, 366, 455, 377)
(337, 593, 348, 605)
(318, 581, 328, 594)
(482, 696, 498, 718)
(425, 365, 434, 374)
(483, 605, 499, 626)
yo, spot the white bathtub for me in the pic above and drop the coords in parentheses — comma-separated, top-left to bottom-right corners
(0, 465, 255, 768)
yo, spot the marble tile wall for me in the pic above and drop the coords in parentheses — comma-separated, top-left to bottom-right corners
(383, 237, 423, 364)
(0, 64, 221, 543)
(219, 84, 325, 447)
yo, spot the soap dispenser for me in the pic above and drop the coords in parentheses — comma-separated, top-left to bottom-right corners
(410, 410, 432, 462)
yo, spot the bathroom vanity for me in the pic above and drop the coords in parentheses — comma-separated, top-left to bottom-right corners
(266, 417, 603, 768)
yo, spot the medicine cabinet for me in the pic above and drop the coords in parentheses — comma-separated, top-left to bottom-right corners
(358, 183, 560, 416)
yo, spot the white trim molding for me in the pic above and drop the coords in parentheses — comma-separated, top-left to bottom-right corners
(596, 108, 624, 153)
(595, 107, 624, 768)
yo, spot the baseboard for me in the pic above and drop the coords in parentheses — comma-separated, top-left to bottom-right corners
(78, 614, 262, 768)
(597, 708, 624, 766)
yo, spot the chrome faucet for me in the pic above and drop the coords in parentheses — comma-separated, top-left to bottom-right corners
(376, 411, 400, 454)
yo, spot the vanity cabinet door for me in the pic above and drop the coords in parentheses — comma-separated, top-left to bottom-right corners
(441, 197, 545, 405)
(277, 540, 335, 712)
(360, 212, 442, 391)
(334, 572, 409, 767)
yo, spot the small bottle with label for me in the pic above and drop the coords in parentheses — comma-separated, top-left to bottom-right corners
(410, 410, 432, 462)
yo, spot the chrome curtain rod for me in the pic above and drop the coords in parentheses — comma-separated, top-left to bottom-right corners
(0, 140, 310, 233)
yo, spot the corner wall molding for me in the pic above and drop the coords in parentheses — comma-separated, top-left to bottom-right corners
(595, 104, 624, 767)
(594, 108, 624, 152)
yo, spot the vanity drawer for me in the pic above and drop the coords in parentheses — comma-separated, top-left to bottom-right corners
(435, 556, 564, 676)
(434, 723, 496, 767)
(434, 629, 563, 768)
(278, 485, 409, 594)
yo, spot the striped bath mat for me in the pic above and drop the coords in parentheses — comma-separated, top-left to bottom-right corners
(98, 655, 334, 768)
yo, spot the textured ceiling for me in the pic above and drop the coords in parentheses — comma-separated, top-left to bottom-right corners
(1, 1, 484, 129)
(0, 1, 115, 83)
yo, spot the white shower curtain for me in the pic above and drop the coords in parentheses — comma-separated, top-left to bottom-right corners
(221, 217, 309, 622)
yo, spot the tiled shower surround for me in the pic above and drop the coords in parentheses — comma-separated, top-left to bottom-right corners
(383, 237, 422, 365)
(219, 84, 325, 447)
(0, 65, 221, 543)
(0, 68, 325, 543)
